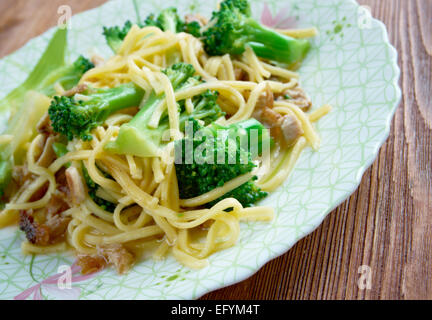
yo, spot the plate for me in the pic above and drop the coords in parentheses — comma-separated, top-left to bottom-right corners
(0, 0, 401, 300)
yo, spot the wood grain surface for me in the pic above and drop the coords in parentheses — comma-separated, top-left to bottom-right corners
(0, 0, 430, 300)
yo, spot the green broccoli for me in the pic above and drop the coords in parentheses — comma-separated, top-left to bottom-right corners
(155, 7, 185, 33)
(0, 160, 12, 199)
(103, 7, 202, 53)
(102, 21, 134, 54)
(202, 0, 311, 66)
(48, 83, 145, 141)
(105, 63, 225, 157)
(81, 164, 116, 212)
(183, 21, 202, 38)
(175, 118, 271, 207)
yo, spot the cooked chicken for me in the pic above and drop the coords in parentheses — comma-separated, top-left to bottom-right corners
(234, 67, 248, 81)
(12, 165, 31, 189)
(253, 84, 303, 147)
(99, 244, 135, 274)
(65, 166, 86, 205)
(63, 84, 88, 97)
(36, 112, 54, 136)
(280, 114, 304, 146)
(76, 254, 107, 275)
(77, 244, 135, 275)
(19, 194, 71, 246)
(278, 86, 312, 111)
(36, 136, 57, 168)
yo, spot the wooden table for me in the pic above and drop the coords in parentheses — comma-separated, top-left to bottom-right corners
(0, 0, 430, 300)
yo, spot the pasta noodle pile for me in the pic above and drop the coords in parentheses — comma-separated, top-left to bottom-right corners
(1, 24, 331, 270)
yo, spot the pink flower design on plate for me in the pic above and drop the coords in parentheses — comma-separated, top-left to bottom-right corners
(260, 3, 297, 29)
(14, 262, 100, 300)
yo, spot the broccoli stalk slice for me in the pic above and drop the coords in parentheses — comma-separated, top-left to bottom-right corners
(48, 83, 145, 141)
(175, 118, 271, 207)
(203, 0, 310, 66)
(240, 20, 310, 64)
(105, 63, 225, 158)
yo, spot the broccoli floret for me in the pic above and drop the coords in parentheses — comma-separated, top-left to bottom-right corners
(208, 176, 266, 208)
(175, 118, 270, 207)
(183, 21, 202, 38)
(103, 7, 202, 53)
(202, 0, 310, 66)
(156, 7, 185, 33)
(102, 21, 134, 53)
(105, 63, 225, 157)
(48, 83, 145, 141)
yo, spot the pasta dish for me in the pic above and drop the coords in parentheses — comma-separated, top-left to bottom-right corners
(0, 0, 330, 274)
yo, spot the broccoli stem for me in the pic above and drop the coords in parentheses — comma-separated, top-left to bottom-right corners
(85, 84, 145, 120)
(49, 83, 145, 141)
(241, 20, 311, 65)
(104, 96, 164, 157)
(104, 63, 200, 157)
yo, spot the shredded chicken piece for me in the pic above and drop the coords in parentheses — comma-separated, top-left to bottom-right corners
(278, 86, 312, 111)
(65, 166, 86, 205)
(77, 254, 107, 275)
(63, 84, 88, 97)
(99, 244, 135, 275)
(19, 210, 50, 245)
(29, 181, 49, 202)
(253, 85, 303, 147)
(234, 67, 248, 81)
(280, 114, 304, 146)
(255, 84, 274, 110)
(19, 198, 71, 246)
(36, 112, 53, 136)
(36, 136, 57, 168)
(91, 54, 105, 68)
(77, 244, 135, 275)
(12, 165, 31, 189)
(46, 193, 70, 216)
(55, 168, 72, 203)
